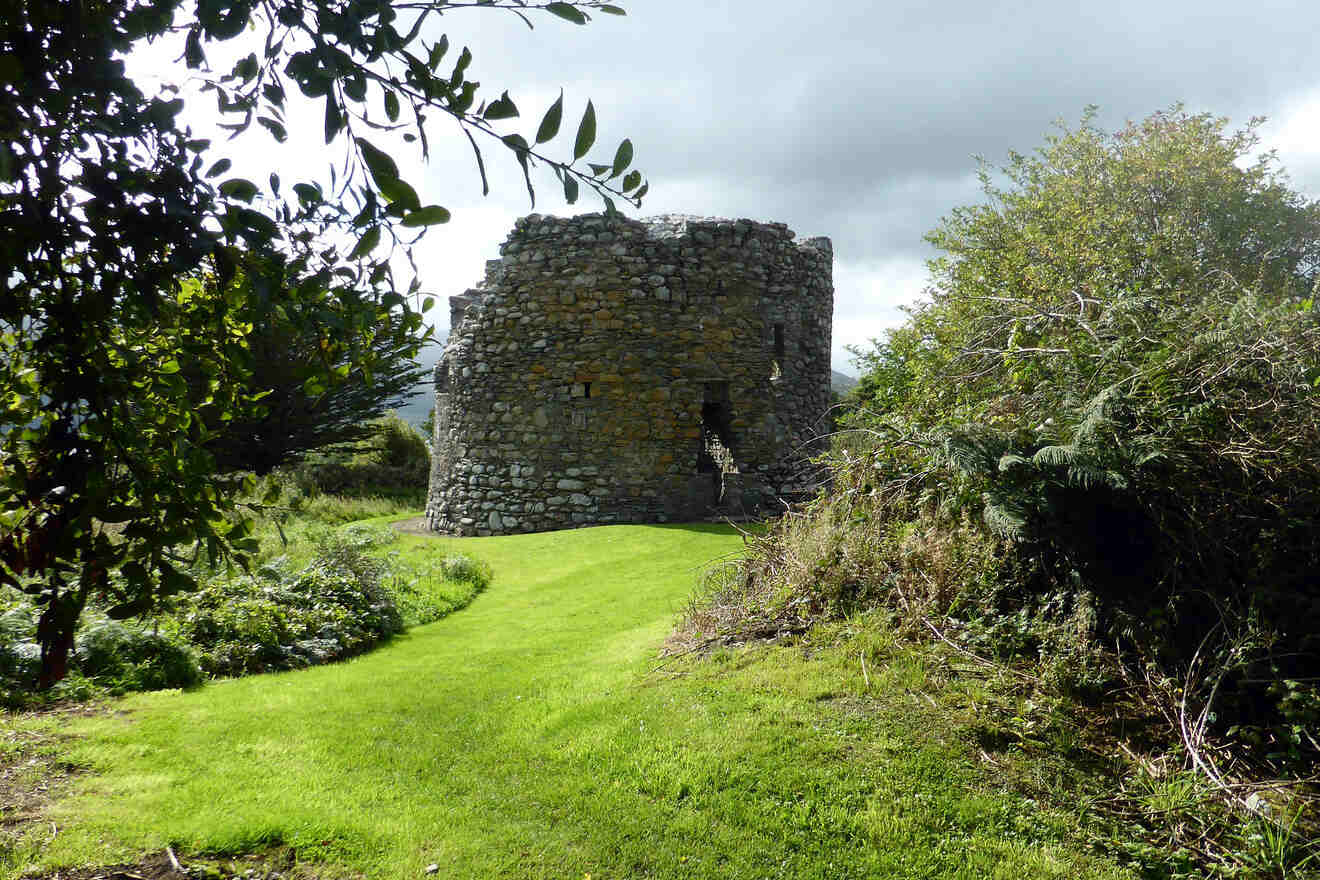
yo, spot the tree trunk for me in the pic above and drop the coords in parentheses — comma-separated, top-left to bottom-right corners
(36, 589, 85, 690)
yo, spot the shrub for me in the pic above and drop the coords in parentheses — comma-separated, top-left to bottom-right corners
(0, 597, 202, 703)
(289, 411, 429, 499)
(175, 534, 405, 678)
(387, 553, 492, 627)
(75, 621, 203, 692)
(0, 605, 42, 705)
(827, 108, 1320, 768)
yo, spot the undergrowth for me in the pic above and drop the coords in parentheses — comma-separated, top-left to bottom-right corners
(673, 485, 1320, 878)
(0, 517, 488, 707)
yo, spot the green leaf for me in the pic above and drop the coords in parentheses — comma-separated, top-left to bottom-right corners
(633, 181, 648, 200)
(545, 3, 588, 24)
(502, 134, 535, 205)
(573, 100, 596, 161)
(385, 90, 400, 122)
(106, 597, 152, 620)
(401, 205, 451, 227)
(379, 176, 421, 212)
(292, 182, 321, 204)
(343, 75, 366, 103)
(563, 173, 579, 205)
(262, 82, 286, 108)
(257, 116, 287, 142)
(158, 564, 196, 597)
(610, 138, 632, 178)
(483, 91, 519, 120)
(184, 27, 205, 68)
(449, 47, 472, 88)
(350, 225, 381, 259)
(535, 91, 563, 144)
(428, 35, 449, 71)
(588, 163, 611, 177)
(206, 158, 232, 178)
(598, 4, 626, 13)
(233, 52, 258, 82)
(622, 169, 641, 192)
(235, 207, 279, 243)
(219, 178, 259, 202)
(324, 93, 343, 144)
(356, 137, 400, 187)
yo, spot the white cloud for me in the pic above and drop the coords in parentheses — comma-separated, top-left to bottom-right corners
(830, 257, 928, 375)
(1261, 88, 1320, 195)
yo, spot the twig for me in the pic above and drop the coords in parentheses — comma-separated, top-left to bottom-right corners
(166, 846, 182, 874)
(920, 617, 1038, 683)
(860, 652, 871, 689)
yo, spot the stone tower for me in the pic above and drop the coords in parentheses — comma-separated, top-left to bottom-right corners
(426, 212, 833, 536)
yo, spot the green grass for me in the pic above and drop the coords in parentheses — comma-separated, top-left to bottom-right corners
(10, 523, 1132, 879)
(243, 498, 423, 570)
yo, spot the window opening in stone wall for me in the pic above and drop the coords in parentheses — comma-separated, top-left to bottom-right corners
(584, 381, 592, 399)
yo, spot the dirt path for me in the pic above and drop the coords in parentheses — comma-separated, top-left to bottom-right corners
(389, 516, 435, 537)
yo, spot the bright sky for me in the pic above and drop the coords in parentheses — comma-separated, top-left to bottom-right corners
(127, 0, 1320, 375)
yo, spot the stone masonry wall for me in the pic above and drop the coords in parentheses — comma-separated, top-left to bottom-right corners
(425, 212, 833, 536)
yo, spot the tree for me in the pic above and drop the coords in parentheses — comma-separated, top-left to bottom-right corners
(908, 108, 1320, 575)
(198, 254, 428, 476)
(0, 0, 646, 687)
(849, 108, 1320, 755)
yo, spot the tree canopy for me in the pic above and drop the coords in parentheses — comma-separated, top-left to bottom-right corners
(196, 255, 428, 476)
(0, 0, 645, 686)
(844, 107, 1320, 760)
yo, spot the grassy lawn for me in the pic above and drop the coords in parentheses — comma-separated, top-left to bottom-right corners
(11, 523, 1131, 879)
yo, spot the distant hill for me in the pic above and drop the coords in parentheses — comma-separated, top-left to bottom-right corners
(831, 370, 858, 394)
(394, 339, 444, 430)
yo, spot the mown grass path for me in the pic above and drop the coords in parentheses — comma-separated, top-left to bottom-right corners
(33, 524, 1129, 879)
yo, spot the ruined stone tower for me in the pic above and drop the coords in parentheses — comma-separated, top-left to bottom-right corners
(425, 212, 833, 536)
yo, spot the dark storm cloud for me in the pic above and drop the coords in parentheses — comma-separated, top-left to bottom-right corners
(410, 0, 1320, 369)
(132, 0, 1320, 370)
(605, 0, 1320, 189)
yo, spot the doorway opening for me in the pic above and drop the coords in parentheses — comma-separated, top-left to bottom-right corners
(697, 381, 736, 482)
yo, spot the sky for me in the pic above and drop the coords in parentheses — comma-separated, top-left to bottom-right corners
(127, 0, 1320, 375)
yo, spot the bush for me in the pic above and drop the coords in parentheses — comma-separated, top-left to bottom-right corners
(175, 532, 405, 678)
(826, 108, 1320, 769)
(387, 553, 492, 627)
(0, 597, 202, 703)
(0, 605, 42, 705)
(289, 411, 429, 499)
(0, 517, 491, 700)
(75, 621, 203, 692)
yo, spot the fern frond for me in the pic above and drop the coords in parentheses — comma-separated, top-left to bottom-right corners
(982, 495, 1029, 541)
(1065, 464, 1127, 491)
(941, 427, 1011, 476)
(998, 453, 1029, 472)
(1032, 444, 1078, 468)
